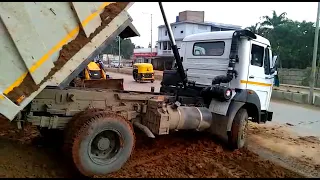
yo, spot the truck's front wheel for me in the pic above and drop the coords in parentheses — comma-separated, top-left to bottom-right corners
(66, 112, 135, 177)
(228, 108, 248, 149)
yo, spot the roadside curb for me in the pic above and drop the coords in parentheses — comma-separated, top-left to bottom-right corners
(272, 88, 320, 107)
(105, 68, 320, 107)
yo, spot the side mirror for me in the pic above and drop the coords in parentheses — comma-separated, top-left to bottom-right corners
(270, 55, 278, 74)
(272, 55, 278, 68)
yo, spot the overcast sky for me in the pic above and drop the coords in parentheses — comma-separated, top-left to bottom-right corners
(127, 2, 318, 47)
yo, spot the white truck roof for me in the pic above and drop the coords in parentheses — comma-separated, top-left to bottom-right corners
(183, 30, 270, 46)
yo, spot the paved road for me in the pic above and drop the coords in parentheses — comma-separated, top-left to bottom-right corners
(269, 100, 320, 137)
(108, 71, 161, 92)
(107, 72, 320, 137)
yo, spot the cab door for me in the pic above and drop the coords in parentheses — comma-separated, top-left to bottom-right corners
(246, 41, 273, 111)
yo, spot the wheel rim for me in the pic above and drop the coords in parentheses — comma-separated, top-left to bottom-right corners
(88, 129, 123, 165)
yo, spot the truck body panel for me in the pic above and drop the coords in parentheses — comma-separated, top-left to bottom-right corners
(0, 2, 138, 120)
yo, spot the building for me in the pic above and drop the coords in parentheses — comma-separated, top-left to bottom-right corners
(133, 48, 157, 64)
(154, 10, 241, 70)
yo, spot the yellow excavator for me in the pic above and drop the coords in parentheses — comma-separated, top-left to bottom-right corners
(83, 61, 108, 80)
(71, 60, 124, 90)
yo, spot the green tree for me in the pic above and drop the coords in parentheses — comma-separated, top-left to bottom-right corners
(247, 10, 319, 69)
(261, 11, 288, 28)
(245, 23, 268, 36)
(102, 38, 135, 59)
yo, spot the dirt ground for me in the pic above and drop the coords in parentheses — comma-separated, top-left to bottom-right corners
(0, 117, 316, 178)
(247, 122, 320, 177)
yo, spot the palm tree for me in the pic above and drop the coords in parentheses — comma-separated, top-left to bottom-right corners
(261, 10, 288, 28)
(246, 23, 259, 33)
(245, 23, 267, 36)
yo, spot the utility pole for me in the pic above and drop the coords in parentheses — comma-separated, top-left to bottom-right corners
(150, 13, 153, 64)
(309, 2, 320, 104)
(151, 13, 153, 53)
(118, 36, 121, 70)
(143, 12, 153, 63)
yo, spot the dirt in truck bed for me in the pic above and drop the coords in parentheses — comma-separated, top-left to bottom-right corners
(6, 2, 129, 102)
(0, 117, 305, 178)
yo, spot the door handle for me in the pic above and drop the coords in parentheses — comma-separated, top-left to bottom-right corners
(265, 76, 273, 79)
(249, 75, 254, 79)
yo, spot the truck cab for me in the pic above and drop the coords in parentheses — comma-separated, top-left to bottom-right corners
(180, 31, 274, 110)
(162, 30, 277, 124)
(179, 30, 277, 113)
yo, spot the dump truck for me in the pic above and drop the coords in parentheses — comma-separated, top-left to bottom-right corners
(0, 2, 278, 177)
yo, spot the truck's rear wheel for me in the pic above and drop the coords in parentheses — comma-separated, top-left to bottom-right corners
(66, 111, 135, 177)
(228, 108, 248, 149)
(63, 108, 104, 155)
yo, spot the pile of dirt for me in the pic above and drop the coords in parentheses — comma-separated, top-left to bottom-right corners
(0, 117, 39, 144)
(6, 2, 129, 102)
(0, 118, 303, 178)
(102, 132, 302, 178)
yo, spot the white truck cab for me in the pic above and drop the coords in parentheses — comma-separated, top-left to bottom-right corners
(160, 28, 277, 148)
(179, 30, 277, 112)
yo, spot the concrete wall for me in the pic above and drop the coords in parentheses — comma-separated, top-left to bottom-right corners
(158, 23, 187, 42)
(185, 23, 211, 36)
(157, 22, 211, 57)
(278, 68, 320, 87)
(179, 11, 204, 23)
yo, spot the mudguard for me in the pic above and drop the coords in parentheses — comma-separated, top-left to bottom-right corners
(208, 89, 261, 141)
(226, 101, 246, 131)
(209, 101, 245, 142)
(232, 89, 261, 123)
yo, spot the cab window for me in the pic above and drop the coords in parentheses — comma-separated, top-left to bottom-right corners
(251, 44, 264, 67)
(193, 41, 225, 56)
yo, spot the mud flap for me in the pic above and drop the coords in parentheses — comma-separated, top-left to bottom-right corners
(260, 111, 273, 123)
(226, 101, 245, 131)
(208, 98, 232, 116)
(208, 101, 245, 142)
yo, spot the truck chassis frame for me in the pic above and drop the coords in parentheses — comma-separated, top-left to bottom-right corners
(19, 86, 251, 176)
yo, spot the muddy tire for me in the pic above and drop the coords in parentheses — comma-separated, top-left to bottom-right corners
(65, 111, 135, 177)
(63, 108, 104, 155)
(228, 108, 248, 149)
(71, 77, 83, 87)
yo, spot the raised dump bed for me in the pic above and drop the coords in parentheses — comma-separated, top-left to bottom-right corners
(0, 2, 139, 120)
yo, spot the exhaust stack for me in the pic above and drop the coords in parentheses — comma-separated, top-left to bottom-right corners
(158, 2, 187, 87)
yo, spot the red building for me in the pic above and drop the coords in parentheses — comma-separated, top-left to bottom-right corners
(133, 48, 157, 64)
